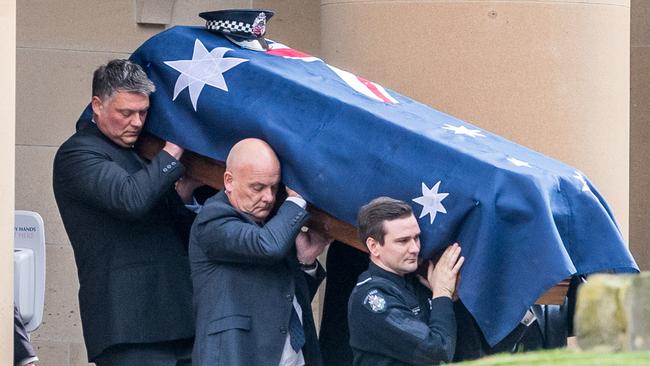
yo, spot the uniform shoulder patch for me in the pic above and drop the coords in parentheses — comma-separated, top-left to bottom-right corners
(363, 289, 387, 313)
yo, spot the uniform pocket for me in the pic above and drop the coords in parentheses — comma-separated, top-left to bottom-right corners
(207, 315, 251, 335)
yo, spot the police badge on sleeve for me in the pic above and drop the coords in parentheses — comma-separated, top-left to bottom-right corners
(363, 289, 386, 313)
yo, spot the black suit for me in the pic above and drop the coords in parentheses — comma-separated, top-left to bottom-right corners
(189, 191, 324, 366)
(53, 118, 195, 362)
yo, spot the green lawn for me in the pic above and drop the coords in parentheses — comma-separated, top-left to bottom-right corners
(453, 349, 650, 366)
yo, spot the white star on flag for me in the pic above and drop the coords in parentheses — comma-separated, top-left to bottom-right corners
(442, 124, 485, 138)
(573, 171, 591, 192)
(164, 39, 248, 111)
(507, 157, 531, 168)
(412, 181, 449, 224)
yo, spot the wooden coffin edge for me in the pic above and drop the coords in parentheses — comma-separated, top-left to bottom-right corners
(138, 134, 568, 305)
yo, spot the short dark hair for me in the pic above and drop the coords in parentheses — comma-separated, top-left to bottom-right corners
(92, 59, 155, 100)
(357, 197, 414, 245)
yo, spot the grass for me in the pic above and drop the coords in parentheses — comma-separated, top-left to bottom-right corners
(452, 349, 650, 366)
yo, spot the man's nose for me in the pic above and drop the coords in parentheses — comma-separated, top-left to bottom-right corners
(262, 187, 275, 203)
(131, 113, 144, 127)
(409, 240, 420, 254)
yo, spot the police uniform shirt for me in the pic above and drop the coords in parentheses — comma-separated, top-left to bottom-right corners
(347, 262, 456, 366)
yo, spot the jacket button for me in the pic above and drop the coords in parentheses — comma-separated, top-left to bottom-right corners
(171, 161, 177, 166)
(166, 164, 172, 169)
(163, 168, 168, 172)
(280, 326, 287, 334)
(286, 294, 293, 301)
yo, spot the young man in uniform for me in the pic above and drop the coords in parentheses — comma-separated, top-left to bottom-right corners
(348, 197, 464, 366)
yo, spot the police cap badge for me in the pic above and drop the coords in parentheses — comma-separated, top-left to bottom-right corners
(199, 9, 274, 50)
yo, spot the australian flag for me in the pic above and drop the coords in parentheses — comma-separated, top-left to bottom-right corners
(120, 26, 638, 345)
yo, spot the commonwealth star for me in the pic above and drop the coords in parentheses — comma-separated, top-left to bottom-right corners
(165, 38, 248, 111)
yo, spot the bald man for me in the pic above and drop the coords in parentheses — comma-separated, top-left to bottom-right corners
(189, 138, 329, 366)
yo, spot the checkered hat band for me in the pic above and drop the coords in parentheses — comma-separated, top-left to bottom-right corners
(206, 20, 254, 35)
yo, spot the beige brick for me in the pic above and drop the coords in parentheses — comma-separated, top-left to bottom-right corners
(16, 48, 128, 147)
(172, 0, 253, 26)
(31, 340, 70, 365)
(632, 0, 650, 46)
(15, 145, 69, 246)
(17, 0, 162, 53)
(30, 244, 84, 344)
(312, 249, 328, 332)
(136, 0, 176, 25)
(69, 342, 94, 366)
(630, 46, 650, 271)
(253, 0, 321, 56)
(17, 0, 253, 53)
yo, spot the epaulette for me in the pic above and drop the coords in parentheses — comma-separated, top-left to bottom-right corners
(355, 276, 372, 287)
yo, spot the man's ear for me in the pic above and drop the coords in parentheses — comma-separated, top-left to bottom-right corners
(223, 170, 233, 193)
(366, 237, 380, 258)
(91, 96, 103, 117)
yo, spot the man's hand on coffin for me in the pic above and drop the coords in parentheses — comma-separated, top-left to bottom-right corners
(427, 243, 464, 299)
(175, 175, 203, 204)
(285, 186, 303, 199)
(418, 265, 462, 301)
(162, 141, 184, 160)
(295, 227, 332, 266)
(452, 274, 461, 301)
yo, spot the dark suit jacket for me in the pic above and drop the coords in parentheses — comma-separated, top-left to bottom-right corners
(53, 118, 195, 361)
(189, 191, 324, 366)
(14, 304, 37, 365)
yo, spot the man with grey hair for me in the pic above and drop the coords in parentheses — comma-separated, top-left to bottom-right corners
(53, 59, 199, 365)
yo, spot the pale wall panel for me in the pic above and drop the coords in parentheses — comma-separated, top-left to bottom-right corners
(16, 48, 128, 146)
(0, 1, 15, 365)
(17, 0, 163, 53)
(31, 340, 72, 366)
(254, 0, 321, 56)
(630, 1, 650, 270)
(17, 0, 252, 53)
(69, 341, 94, 366)
(631, 0, 650, 46)
(172, 0, 252, 26)
(29, 244, 84, 344)
(321, 0, 630, 238)
(16, 145, 69, 246)
(630, 45, 650, 270)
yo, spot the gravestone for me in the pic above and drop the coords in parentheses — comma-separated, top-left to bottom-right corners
(575, 272, 649, 351)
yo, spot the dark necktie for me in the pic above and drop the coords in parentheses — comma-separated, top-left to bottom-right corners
(289, 305, 305, 352)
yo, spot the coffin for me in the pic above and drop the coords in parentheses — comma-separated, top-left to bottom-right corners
(86, 25, 637, 345)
